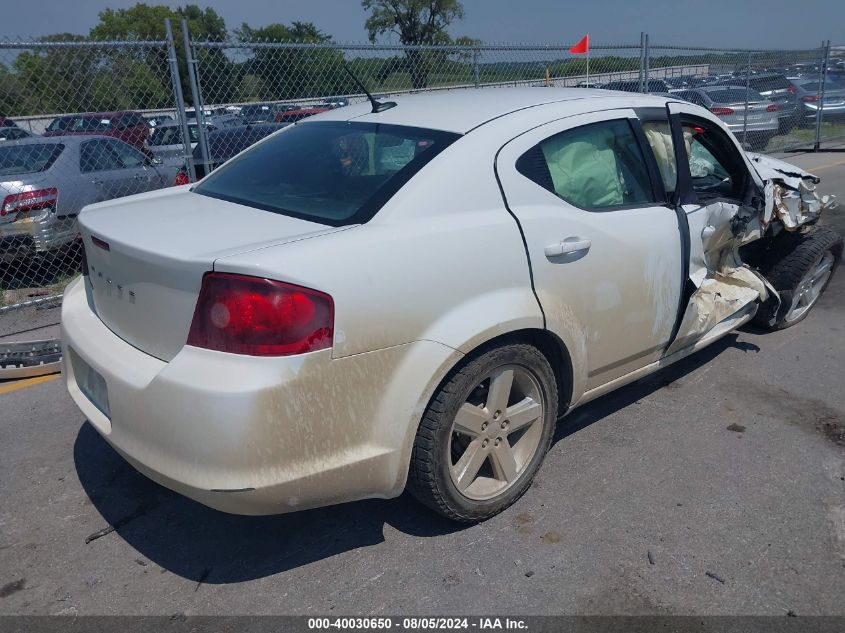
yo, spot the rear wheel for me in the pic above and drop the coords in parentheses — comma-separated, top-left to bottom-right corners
(407, 344, 557, 522)
(753, 226, 842, 330)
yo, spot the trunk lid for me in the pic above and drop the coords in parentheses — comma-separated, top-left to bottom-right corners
(79, 186, 347, 361)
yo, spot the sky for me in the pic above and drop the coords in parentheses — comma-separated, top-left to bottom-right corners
(5, 0, 843, 49)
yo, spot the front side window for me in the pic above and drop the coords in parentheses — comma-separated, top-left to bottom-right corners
(682, 120, 748, 201)
(194, 121, 459, 226)
(516, 119, 654, 210)
(80, 140, 122, 173)
(106, 139, 146, 168)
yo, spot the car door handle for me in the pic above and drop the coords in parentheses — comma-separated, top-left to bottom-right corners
(544, 238, 592, 257)
(92, 180, 105, 185)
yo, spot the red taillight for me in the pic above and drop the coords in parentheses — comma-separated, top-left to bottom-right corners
(766, 104, 779, 112)
(787, 85, 797, 94)
(801, 95, 819, 103)
(1, 187, 58, 217)
(174, 170, 190, 186)
(710, 107, 734, 116)
(187, 272, 334, 356)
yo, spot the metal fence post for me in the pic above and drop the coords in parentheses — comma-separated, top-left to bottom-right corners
(638, 32, 645, 93)
(814, 40, 831, 152)
(181, 18, 210, 177)
(473, 48, 480, 87)
(741, 50, 752, 148)
(164, 18, 195, 182)
(643, 34, 650, 93)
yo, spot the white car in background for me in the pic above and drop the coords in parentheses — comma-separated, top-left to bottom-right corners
(62, 89, 840, 522)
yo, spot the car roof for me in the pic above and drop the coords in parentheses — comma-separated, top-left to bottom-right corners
(308, 88, 668, 134)
(53, 111, 136, 119)
(3, 134, 116, 147)
(699, 85, 748, 92)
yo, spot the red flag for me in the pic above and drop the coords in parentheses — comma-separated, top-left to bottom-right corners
(570, 35, 589, 55)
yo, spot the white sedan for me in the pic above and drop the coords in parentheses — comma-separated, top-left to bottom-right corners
(62, 89, 840, 522)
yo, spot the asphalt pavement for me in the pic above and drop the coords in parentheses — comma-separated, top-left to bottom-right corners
(1, 151, 844, 616)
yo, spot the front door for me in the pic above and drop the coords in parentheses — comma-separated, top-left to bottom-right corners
(496, 109, 684, 390)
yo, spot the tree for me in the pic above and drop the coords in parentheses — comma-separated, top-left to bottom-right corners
(90, 4, 235, 106)
(361, 0, 467, 89)
(236, 22, 353, 100)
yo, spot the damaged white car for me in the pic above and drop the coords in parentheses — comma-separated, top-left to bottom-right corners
(61, 89, 840, 522)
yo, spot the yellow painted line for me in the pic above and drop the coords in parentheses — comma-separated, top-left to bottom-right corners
(0, 373, 60, 395)
(808, 158, 845, 172)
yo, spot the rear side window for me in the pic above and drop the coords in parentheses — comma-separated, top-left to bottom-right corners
(516, 119, 654, 210)
(194, 122, 459, 226)
(0, 143, 64, 176)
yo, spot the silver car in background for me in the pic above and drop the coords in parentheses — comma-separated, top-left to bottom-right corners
(789, 77, 845, 122)
(1, 136, 170, 263)
(672, 86, 779, 149)
(148, 120, 216, 167)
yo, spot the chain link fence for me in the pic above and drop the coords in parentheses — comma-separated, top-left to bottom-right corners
(1, 21, 844, 350)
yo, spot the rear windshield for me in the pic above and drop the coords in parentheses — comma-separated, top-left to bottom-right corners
(0, 143, 64, 176)
(706, 89, 766, 103)
(797, 80, 845, 92)
(47, 116, 113, 132)
(748, 76, 790, 91)
(150, 125, 202, 146)
(193, 121, 459, 226)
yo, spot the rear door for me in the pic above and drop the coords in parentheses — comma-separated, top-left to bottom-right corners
(496, 109, 684, 390)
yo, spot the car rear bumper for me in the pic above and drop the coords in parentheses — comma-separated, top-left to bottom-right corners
(61, 276, 457, 515)
(0, 209, 76, 254)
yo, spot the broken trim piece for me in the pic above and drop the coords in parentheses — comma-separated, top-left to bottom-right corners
(0, 338, 62, 379)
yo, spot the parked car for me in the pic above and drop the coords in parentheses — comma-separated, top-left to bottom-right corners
(63, 89, 839, 522)
(788, 77, 845, 122)
(601, 79, 670, 93)
(173, 122, 289, 184)
(239, 103, 282, 125)
(0, 127, 32, 142)
(274, 106, 331, 123)
(148, 120, 217, 166)
(144, 114, 175, 128)
(719, 73, 800, 132)
(322, 97, 350, 108)
(1, 136, 170, 263)
(43, 111, 151, 152)
(671, 86, 779, 149)
(664, 76, 706, 90)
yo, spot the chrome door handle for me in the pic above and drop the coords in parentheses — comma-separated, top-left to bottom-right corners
(544, 238, 592, 257)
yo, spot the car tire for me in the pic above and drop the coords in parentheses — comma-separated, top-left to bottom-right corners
(407, 343, 558, 522)
(753, 226, 842, 330)
(778, 115, 798, 134)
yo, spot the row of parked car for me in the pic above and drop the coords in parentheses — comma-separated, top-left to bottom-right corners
(586, 67, 845, 150)
(0, 68, 841, 269)
(0, 98, 351, 268)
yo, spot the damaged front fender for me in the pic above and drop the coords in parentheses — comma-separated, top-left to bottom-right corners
(748, 152, 838, 231)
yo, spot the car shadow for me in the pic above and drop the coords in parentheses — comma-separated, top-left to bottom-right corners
(74, 333, 752, 584)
